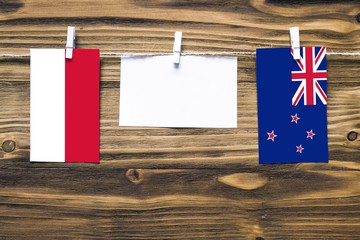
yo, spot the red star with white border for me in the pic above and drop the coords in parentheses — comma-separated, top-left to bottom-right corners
(306, 129, 315, 140)
(291, 113, 300, 124)
(267, 130, 277, 142)
(296, 144, 304, 154)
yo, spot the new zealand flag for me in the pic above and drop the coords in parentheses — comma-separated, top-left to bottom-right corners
(256, 47, 328, 164)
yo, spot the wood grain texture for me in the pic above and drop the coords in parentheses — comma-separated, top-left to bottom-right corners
(0, 0, 359, 239)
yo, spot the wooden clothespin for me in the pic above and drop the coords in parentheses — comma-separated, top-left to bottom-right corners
(66, 26, 76, 59)
(173, 31, 182, 64)
(290, 27, 300, 60)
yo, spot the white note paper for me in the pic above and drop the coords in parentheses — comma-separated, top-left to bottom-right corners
(119, 56, 237, 128)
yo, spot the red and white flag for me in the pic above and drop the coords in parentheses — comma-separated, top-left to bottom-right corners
(30, 49, 100, 163)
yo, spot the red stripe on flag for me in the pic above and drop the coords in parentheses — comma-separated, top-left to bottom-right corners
(296, 59, 304, 70)
(315, 47, 325, 65)
(65, 49, 100, 163)
(292, 72, 326, 79)
(316, 81, 327, 102)
(293, 87, 304, 106)
(304, 47, 314, 105)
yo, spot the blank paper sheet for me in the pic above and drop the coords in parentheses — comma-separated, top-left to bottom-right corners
(119, 55, 237, 128)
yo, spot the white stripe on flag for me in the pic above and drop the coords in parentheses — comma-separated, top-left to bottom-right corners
(30, 49, 65, 162)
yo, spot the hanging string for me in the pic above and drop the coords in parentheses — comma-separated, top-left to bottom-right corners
(0, 51, 359, 58)
(102, 51, 257, 57)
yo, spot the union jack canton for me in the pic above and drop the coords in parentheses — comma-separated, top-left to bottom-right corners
(291, 47, 327, 106)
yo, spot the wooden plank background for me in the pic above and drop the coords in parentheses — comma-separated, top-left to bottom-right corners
(0, 0, 359, 239)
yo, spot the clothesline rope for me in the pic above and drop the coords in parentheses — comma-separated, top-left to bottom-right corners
(0, 51, 359, 58)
